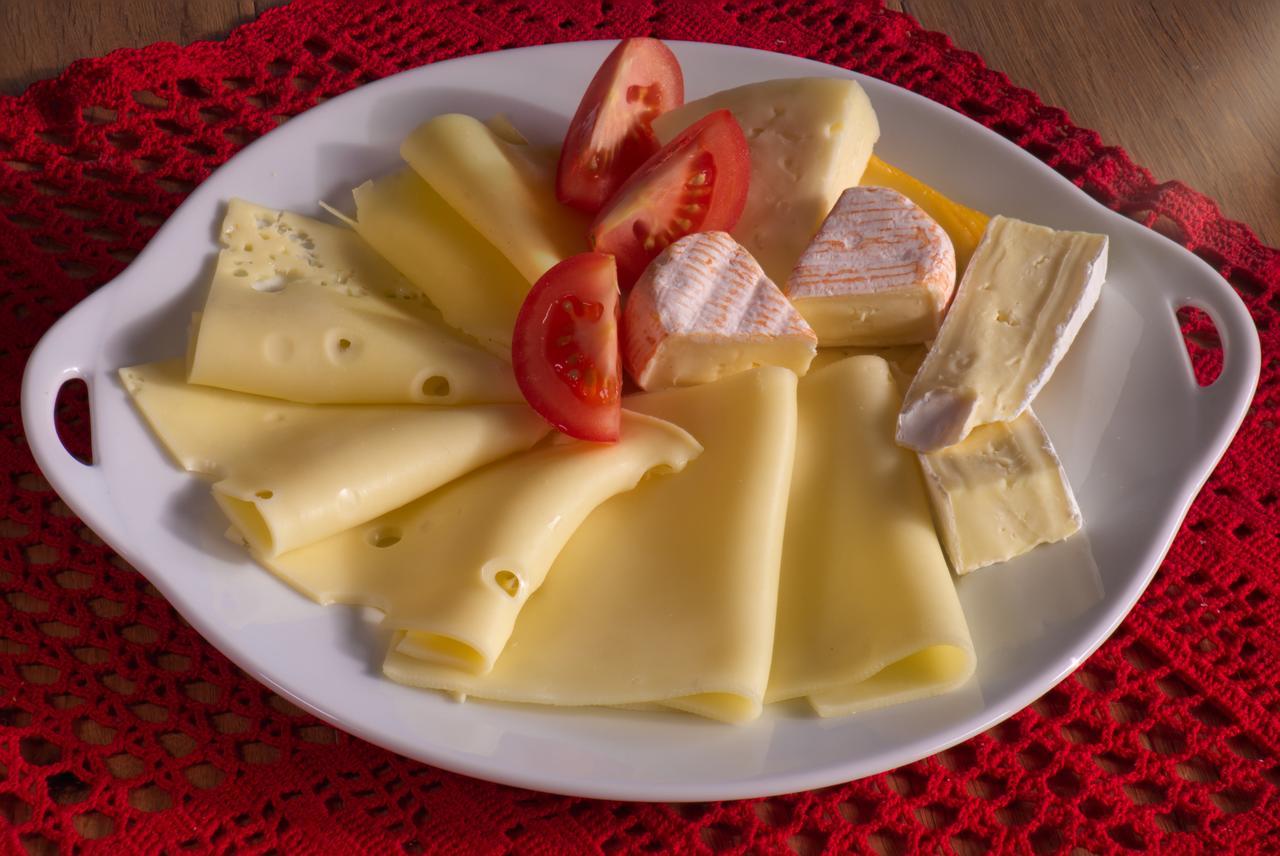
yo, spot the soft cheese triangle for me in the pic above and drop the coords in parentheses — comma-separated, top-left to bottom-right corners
(351, 169, 528, 356)
(188, 200, 520, 404)
(787, 186, 956, 347)
(622, 231, 817, 390)
(119, 361, 549, 556)
(383, 367, 799, 723)
(400, 114, 589, 283)
(897, 215, 1108, 451)
(919, 410, 1082, 574)
(265, 412, 702, 674)
(652, 77, 879, 285)
(768, 356, 975, 716)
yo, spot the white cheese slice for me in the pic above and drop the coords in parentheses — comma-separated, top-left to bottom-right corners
(652, 77, 879, 286)
(767, 356, 975, 716)
(265, 412, 702, 674)
(919, 409, 1082, 574)
(400, 114, 589, 283)
(622, 231, 817, 390)
(383, 367, 798, 723)
(897, 215, 1108, 451)
(119, 361, 549, 556)
(787, 186, 956, 346)
(351, 169, 528, 356)
(187, 200, 520, 404)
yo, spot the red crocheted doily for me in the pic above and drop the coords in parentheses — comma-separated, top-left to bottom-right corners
(2, 1, 1277, 853)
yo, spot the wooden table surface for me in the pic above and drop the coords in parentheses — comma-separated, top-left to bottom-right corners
(0, 1, 1275, 246)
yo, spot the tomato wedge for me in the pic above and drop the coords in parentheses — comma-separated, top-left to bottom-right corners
(512, 253, 622, 443)
(588, 109, 750, 289)
(556, 38, 684, 214)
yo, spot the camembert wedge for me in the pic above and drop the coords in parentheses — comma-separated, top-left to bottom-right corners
(919, 410, 1081, 574)
(787, 186, 957, 347)
(897, 215, 1108, 451)
(652, 77, 879, 285)
(622, 231, 817, 389)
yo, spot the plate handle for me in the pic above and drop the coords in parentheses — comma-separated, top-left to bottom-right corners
(1174, 270, 1263, 414)
(20, 292, 114, 518)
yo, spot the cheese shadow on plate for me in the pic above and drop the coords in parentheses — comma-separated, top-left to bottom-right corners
(109, 243, 218, 368)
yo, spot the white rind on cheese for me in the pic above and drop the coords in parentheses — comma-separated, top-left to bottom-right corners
(187, 200, 521, 404)
(787, 186, 956, 346)
(623, 231, 817, 390)
(919, 409, 1082, 574)
(652, 77, 880, 286)
(382, 367, 799, 723)
(400, 113, 588, 283)
(265, 411, 702, 674)
(119, 360, 549, 557)
(767, 356, 975, 716)
(896, 215, 1108, 451)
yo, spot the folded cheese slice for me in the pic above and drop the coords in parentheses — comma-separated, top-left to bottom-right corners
(119, 361, 549, 556)
(265, 412, 702, 673)
(768, 356, 975, 716)
(653, 78, 879, 286)
(188, 200, 520, 404)
(919, 410, 1082, 574)
(383, 366, 799, 723)
(400, 114, 588, 283)
(351, 169, 528, 356)
(622, 231, 817, 390)
(897, 215, 1108, 451)
(787, 186, 956, 347)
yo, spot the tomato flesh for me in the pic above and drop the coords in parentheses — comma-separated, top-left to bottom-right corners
(512, 253, 622, 442)
(588, 109, 750, 289)
(557, 38, 684, 214)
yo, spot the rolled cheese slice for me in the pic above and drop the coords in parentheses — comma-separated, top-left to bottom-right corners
(622, 231, 817, 390)
(653, 77, 879, 286)
(787, 186, 956, 347)
(767, 355, 975, 716)
(265, 412, 702, 674)
(897, 215, 1108, 451)
(919, 409, 1082, 574)
(400, 113, 588, 283)
(351, 169, 528, 356)
(384, 366, 799, 723)
(188, 200, 520, 404)
(119, 361, 550, 556)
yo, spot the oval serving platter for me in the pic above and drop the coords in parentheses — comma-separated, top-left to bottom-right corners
(21, 41, 1260, 802)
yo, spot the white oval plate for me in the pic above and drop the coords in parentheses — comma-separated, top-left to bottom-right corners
(21, 41, 1260, 801)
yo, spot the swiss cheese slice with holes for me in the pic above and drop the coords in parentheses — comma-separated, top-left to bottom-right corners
(187, 200, 520, 404)
(400, 114, 589, 283)
(652, 77, 879, 286)
(622, 231, 817, 390)
(383, 367, 798, 723)
(787, 186, 957, 347)
(767, 356, 975, 716)
(264, 412, 702, 674)
(919, 409, 1081, 574)
(351, 169, 529, 356)
(119, 360, 549, 556)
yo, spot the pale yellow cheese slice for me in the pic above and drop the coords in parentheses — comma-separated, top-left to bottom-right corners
(187, 200, 520, 404)
(119, 360, 548, 556)
(383, 367, 799, 723)
(400, 114, 589, 283)
(351, 169, 528, 356)
(266, 412, 702, 674)
(767, 356, 975, 716)
(652, 77, 879, 286)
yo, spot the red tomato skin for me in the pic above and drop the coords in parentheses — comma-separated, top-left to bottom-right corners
(587, 109, 750, 289)
(556, 38, 685, 214)
(512, 253, 622, 443)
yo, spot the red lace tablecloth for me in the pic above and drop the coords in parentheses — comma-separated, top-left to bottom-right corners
(2, 1, 1277, 853)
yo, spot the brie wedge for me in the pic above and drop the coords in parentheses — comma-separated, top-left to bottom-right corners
(897, 216, 1107, 451)
(622, 231, 817, 390)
